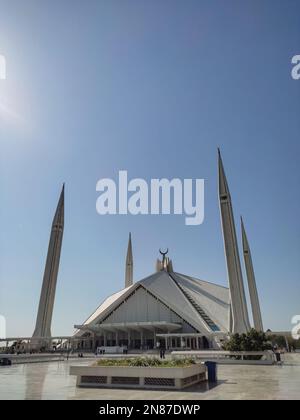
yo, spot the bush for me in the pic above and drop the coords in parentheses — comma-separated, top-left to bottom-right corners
(222, 329, 272, 360)
(95, 357, 196, 368)
(223, 329, 272, 352)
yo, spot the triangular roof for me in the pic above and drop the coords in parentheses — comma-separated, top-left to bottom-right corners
(171, 273, 230, 332)
(74, 271, 230, 337)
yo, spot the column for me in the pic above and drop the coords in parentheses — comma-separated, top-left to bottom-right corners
(127, 330, 130, 349)
(241, 217, 264, 331)
(218, 150, 250, 333)
(140, 330, 143, 350)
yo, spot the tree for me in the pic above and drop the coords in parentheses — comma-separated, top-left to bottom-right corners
(223, 329, 272, 354)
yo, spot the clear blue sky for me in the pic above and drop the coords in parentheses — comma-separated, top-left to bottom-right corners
(0, 0, 299, 336)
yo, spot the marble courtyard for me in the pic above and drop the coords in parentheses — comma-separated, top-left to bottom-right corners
(0, 353, 299, 400)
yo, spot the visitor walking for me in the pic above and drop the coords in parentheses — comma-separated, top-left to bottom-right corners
(273, 345, 282, 365)
(159, 342, 166, 359)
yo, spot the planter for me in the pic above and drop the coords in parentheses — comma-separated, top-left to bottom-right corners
(70, 364, 207, 390)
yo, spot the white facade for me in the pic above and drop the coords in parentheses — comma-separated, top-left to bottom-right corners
(74, 270, 230, 350)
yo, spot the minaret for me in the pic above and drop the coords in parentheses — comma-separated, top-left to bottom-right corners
(218, 149, 250, 333)
(125, 232, 133, 288)
(241, 217, 264, 331)
(32, 185, 64, 344)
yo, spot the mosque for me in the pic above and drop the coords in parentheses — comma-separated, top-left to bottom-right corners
(30, 150, 264, 351)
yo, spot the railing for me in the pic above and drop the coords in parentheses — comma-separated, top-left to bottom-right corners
(171, 350, 276, 365)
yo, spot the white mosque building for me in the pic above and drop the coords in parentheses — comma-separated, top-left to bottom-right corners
(73, 258, 231, 351)
(70, 150, 263, 351)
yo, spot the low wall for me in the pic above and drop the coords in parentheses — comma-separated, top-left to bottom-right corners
(70, 364, 207, 390)
(1, 354, 65, 364)
(171, 350, 276, 365)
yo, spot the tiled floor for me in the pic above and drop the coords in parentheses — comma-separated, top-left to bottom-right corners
(0, 353, 299, 400)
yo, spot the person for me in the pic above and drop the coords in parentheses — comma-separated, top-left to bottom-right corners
(159, 342, 166, 359)
(273, 345, 282, 365)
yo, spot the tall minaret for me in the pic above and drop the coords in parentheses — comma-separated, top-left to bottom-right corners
(32, 185, 64, 343)
(241, 217, 263, 331)
(218, 149, 250, 333)
(125, 232, 133, 288)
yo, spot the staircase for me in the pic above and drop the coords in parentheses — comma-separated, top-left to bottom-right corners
(169, 274, 220, 332)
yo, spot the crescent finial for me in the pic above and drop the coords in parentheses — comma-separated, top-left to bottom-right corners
(159, 248, 169, 256)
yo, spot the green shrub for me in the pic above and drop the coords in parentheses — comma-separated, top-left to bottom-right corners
(95, 357, 196, 368)
(222, 329, 272, 360)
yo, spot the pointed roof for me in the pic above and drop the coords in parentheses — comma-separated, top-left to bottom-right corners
(241, 216, 250, 252)
(126, 232, 133, 264)
(76, 284, 135, 330)
(141, 271, 207, 330)
(52, 184, 64, 227)
(240, 217, 264, 331)
(74, 270, 230, 337)
(218, 148, 231, 199)
(171, 273, 230, 332)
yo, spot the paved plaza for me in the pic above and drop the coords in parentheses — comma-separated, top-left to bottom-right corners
(0, 353, 299, 400)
